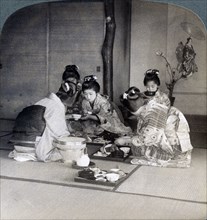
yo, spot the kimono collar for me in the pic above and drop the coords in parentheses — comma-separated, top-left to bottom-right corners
(154, 89, 161, 97)
(131, 106, 145, 116)
(93, 93, 108, 105)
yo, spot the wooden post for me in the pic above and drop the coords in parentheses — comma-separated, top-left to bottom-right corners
(102, 0, 116, 100)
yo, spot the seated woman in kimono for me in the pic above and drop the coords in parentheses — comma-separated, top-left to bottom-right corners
(143, 69, 171, 107)
(9, 84, 71, 162)
(10, 65, 88, 162)
(116, 69, 193, 168)
(57, 65, 83, 133)
(80, 75, 132, 138)
(57, 65, 82, 112)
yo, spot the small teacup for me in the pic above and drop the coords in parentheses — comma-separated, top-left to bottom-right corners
(106, 173, 120, 182)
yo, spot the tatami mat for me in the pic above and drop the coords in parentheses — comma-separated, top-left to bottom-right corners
(1, 180, 206, 220)
(1, 148, 207, 219)
(116, 148, 207, 203)
(0, 150, 137, 190)
(1, 178, 206, 220)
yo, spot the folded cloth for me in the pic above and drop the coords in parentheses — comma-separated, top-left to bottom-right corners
(8, 150, 37, 162)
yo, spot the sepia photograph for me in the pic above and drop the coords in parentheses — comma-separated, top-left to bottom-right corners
(0, 0, 206, 219)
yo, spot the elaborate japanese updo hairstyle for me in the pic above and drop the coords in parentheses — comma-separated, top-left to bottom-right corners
(56, 65, 80, 100)
(62, 65, 80, 81)
(82, 75, 100, 93)
(120, 87, 146, 113)
(143, 69, 160, 86)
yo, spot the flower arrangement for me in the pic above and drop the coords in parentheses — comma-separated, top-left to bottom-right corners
(156, 39, 197, 105)
(155, 51, 183, 103)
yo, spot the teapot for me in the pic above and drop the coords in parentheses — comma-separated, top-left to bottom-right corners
(76, 148, 90, 167)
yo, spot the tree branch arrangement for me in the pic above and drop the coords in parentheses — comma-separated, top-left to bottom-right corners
(155, 51, 183, 101)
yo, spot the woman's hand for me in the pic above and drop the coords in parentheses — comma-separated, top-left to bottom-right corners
(65, 114, 73, 120)
(115, 136, 132, 146)
(81, 114, 98, 121)
(80, 115, 90, 121)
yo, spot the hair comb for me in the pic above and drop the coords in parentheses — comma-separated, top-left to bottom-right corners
(84, 75, 97, 82)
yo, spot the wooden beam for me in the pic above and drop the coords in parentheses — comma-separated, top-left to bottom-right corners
(102, 0, 116, 100)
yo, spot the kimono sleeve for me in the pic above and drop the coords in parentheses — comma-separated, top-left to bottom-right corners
(43, 103, 70, 137)
(96, 100, 112, 124)
(81, 99, 91, 115)
(161, 93, 171, 107)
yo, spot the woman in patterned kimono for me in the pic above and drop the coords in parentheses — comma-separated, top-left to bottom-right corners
(143, 69, 171, 107)
(80, 75, 132, 136)
(116, 70, 193, 168)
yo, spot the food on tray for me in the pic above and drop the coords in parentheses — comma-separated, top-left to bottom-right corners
(92, 137, 108, 143)
(93, 151, 108, 157)
(103, 144, 117, 155)
(95, 177, 107, 182)
(108, 147, 124, 158)
(78, 167, 126, 183)
(115, 136, 132, 146)
(92, 144, 131, 159)
(106, 173, 119, 182)
(78, 169, 95, 180)
(110, 168, 120, 173)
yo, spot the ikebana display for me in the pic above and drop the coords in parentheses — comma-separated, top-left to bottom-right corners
(156, 22, 205, 105)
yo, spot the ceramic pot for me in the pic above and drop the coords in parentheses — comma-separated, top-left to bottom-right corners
(76, 154, 90, 167)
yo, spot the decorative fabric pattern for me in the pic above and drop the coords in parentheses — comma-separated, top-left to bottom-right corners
(81, 94, 132, 135)
(130, 101, 193, 167)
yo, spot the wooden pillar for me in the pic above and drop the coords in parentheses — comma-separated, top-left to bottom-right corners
(102, 0, 116, 100)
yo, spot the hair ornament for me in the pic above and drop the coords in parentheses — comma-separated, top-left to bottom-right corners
(155, 70, 159, 75)
(65, 65, 79, 71)
(123, 92, 128, 99)
(131, 89, 136, 94)
(145, 69, 152, 75)
(84, 75, 97, 82)
(65, 82, 70, 92)
(145, 69, 159, 76)
(74, 65, 79, 70)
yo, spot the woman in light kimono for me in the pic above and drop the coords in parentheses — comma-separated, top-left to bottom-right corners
(80, 75, 132, 137)
(116, 70, 193, 168)
(34, 92, 70, 162)
(9, 88, 70, 162)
